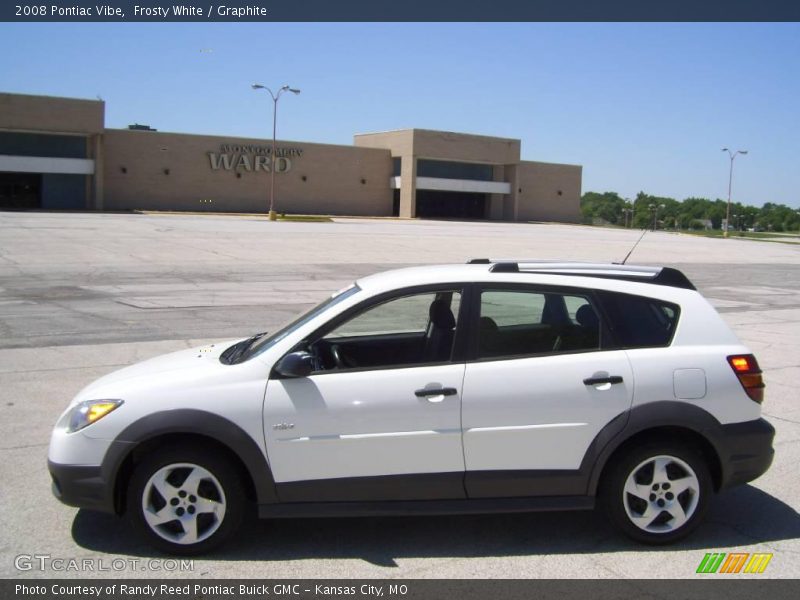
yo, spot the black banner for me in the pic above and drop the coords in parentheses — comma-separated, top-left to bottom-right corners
(4, 580, 800, 600)
(2, 0, 800, 22)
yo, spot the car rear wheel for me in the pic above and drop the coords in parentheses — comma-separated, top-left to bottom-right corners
(128, 445, 245, 555)
(602, 443, 712, 544)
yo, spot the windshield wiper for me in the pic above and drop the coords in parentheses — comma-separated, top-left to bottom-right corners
(222, 332, 268, 364)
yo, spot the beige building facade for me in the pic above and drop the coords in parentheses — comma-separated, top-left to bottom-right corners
(1, 92, 582, 222)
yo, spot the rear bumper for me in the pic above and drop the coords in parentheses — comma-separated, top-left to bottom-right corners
(48, 460, 116, 514)
(718, 418, 775, 489)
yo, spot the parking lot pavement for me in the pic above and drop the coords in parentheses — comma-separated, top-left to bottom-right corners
(0, 211, 798, 579)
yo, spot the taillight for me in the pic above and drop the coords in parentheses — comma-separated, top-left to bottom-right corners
(727, 354, 765, 403)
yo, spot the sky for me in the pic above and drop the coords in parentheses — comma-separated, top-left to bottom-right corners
(1, 22, 799, 208)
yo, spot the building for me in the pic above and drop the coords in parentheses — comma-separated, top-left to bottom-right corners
(0, 92, 582, 221)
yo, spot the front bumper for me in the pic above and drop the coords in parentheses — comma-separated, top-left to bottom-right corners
(718, 418, 775, 489)
(48, 461, 116, 514)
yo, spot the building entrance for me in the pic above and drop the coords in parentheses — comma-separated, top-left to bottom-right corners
(0, 173, 41, 209)
(416, 190, 488, 219)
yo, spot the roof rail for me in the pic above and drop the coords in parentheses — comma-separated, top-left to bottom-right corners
(466, 259, 696, 290)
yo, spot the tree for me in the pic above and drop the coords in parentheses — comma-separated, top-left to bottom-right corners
(580, 192, 800, 233)
(580, 192, 627, 225)
(759, 203, 800, 232)
(632, 192, 678, 230)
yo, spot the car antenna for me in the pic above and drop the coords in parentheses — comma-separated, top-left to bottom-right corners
(617, 229, 648, 265)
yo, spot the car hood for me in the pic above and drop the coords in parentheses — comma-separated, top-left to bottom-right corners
(73, 340, 239, 402)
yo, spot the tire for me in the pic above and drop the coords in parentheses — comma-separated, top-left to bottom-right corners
(601, 442, 712, 545)
(127, 445, 245, 555)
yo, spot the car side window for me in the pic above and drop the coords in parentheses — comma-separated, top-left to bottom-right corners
(478, 289, 601, 359)
(310, 290, 462, 371)
(597, 291, 680, 348)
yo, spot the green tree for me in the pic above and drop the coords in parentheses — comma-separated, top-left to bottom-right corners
(580, 191, 799, 233)
(580, 192, 627, 225)
(632, 192, 678, 230)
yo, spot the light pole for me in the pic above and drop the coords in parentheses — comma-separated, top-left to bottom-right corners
(252, 84, 301, 221)
(649, 203, 665, 231)
(629, 197, 638, 228)
(623, 198, 633, 228)
(722, 148, 748, 238)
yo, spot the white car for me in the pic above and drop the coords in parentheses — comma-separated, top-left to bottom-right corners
(48, 260, 774, 554)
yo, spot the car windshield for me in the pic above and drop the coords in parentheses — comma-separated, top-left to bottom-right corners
(233, 283, 361, 363)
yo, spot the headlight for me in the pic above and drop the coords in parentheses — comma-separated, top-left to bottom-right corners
(67, 399, 124, 433)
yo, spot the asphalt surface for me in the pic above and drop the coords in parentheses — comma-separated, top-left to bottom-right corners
(0, 211, 798, 579)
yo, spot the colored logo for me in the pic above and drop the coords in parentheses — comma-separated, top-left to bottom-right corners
(696, 552, 773, 574)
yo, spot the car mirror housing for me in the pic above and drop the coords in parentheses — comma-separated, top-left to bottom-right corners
(274, 351, 314, 378)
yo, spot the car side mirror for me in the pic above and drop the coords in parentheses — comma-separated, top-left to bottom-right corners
(274, 351, 314, 378)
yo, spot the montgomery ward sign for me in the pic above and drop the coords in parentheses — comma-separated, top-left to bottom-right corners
(208, 144, 304, 174)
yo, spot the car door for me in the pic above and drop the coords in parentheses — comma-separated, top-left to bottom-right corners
(461, 285, 634, 497)
(263, 287, 468, 502)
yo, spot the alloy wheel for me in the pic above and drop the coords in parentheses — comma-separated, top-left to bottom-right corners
(141, 462, 227, 545)
(622, 454, 700, 534)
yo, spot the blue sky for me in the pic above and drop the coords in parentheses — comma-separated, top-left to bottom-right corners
(1, 22, 799, 207)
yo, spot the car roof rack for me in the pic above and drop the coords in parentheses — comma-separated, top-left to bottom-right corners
(465, 259, 696, 290)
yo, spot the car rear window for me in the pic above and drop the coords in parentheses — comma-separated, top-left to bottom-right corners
(598, 291, 680, 348)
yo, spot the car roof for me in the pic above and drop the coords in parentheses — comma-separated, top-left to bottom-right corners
(355, 261, 698, 299)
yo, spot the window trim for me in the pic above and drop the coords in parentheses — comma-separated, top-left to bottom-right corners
(466, 283, 612, 363)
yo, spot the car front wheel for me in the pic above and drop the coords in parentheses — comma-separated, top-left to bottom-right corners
(128, 445, 245, 555)
(602, 443, 712, 544)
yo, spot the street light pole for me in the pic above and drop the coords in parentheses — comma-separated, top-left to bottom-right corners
(722, 148, 748, 238)
(649, 203, 665, 231)
(252, 84, 301, 221)
(631, 199, 636, 228)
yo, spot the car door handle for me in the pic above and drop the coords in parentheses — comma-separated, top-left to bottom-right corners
(583, 375, 624, 386)
(414, 387, 458, 398)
